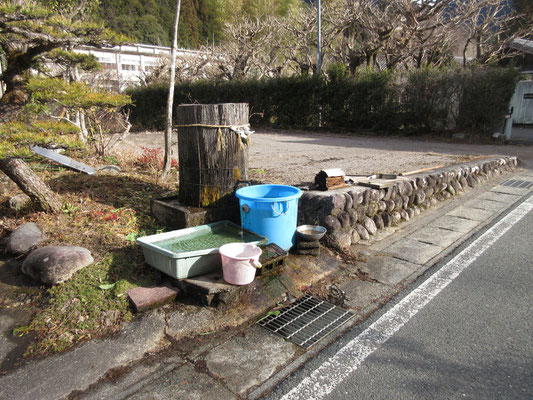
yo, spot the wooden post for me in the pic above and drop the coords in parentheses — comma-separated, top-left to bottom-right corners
(177, 103, 249, 208)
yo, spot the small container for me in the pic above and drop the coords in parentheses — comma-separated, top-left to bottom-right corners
(219, 243, 262, 285)
(296, 225, 326, 241)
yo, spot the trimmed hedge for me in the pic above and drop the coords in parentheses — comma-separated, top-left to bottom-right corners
(127, 67, 521, 137)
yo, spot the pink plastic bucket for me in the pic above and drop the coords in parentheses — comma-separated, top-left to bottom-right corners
(219, 243, 262, 285)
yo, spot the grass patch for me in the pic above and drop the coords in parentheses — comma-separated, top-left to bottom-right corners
(0, 150, 178, 358)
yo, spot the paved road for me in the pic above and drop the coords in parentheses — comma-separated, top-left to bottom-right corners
(267, 194, 533, 400)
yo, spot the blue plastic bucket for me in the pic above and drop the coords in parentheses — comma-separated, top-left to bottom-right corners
(236, 184, 302, 251)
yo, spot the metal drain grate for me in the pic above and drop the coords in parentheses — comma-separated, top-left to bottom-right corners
(501, 179, 533, 189)
(258, 295, 355, 349)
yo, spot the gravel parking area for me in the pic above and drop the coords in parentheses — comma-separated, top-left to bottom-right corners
(115, 128, 533, 185)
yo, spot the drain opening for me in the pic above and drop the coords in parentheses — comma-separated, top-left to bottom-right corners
(258, 295, 355, 349)
(501, 179, 533, 189)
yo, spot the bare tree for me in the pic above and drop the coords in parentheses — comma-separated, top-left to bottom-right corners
(455, 0, 533, 66)
(162, 0, 181, 178)
(216, 15, 276, 80)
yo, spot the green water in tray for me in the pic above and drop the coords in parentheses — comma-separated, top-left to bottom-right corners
(154, 225, 262, 254)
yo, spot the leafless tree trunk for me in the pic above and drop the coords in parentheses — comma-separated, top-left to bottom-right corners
(0, 157, 62, 213)
(162, 0, 181, 179)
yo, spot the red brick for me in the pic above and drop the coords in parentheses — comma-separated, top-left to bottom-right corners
(127, 286, 178, 312)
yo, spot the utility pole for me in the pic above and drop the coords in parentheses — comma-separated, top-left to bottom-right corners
(317, 0, 322, 74)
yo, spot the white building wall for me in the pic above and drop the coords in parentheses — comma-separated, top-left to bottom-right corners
(74, 44, 209, 91)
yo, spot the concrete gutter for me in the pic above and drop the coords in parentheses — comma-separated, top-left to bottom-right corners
(0, 159, 531, 400)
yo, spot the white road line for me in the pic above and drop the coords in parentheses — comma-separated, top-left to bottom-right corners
(281, 196, 533, 400)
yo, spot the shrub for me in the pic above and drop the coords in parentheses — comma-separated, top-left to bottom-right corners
(127, 67, 520, 138)
(457, 67, 521, 137)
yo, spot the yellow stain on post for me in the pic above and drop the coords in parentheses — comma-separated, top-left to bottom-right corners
(200, 186, 221, 207)
(233, 167, 241, 181)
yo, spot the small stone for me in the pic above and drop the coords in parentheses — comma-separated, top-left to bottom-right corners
(402, 195, 410, 209)
(9, 193, 32, 211)
(337, 211, 351, 229)
(351, 229, 361, 243)
(22, 246, 94, 285)
(349, 189, 363, 206)
(424, 187, 435, 198)
(441, 191, 452, 200)
(400, 210, 410, 221)
(413, 206, 421, 215)
(421, 199, 431, 209)
(365, 203, 379, 218)
(343, 193, 353, 211)
(430, 197, 438, 207)
(369, 189, 380, 202)
(382, 214, 393, 227)
(451, 180, 462, 193)
(6, 222, 45, 255)
(385, 200, 395, 213)
(97, 165, 122, 174)
(406, 208, 415, 219)
(414, 190, 426, 205)
(325, 231, 352, 251)
(321, 215, 341, 232)
(447, 183, 456, 196)
(391, 211, 402, 224)
(403, 181, 414, 196)
(321, 194, 345, 216)
(363, 216, 378, 235)
(354, 224, 370, 240)
(378, 201, 387, 212)
(416, 177, 427, 188)
(373, 214, 385, 230)
(127, 286, 178, 312)
(355, 206, 366, 223)
(394, 196, 403, 211)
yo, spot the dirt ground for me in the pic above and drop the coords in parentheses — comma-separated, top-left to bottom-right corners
(113, 128, 533, 185)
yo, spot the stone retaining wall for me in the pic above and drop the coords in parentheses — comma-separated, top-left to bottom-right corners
(298, 157, 518, 251)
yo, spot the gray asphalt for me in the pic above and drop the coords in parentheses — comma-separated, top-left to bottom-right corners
(269, 194, 533, 400)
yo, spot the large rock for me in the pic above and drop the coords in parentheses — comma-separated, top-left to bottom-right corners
(6, 223, 45, 255)
(21, 246, 94, 285)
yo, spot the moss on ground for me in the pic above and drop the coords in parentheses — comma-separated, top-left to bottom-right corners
(1, 150, 178, 357)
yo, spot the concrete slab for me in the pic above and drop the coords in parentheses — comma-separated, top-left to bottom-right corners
(446, 206, 494, 221)
(202, 326, 298, 396)
(408, 226, 464, 249)
(80, 358, 187, 400)
(0, 311, 167, 400)
(490, 186, 531, 196)
(129, 363, 238, 400)
(358, 256, 421, 287)
(383, 238, 444, 265)
(340, 279, 392, 314)
(466, 199, 509, 212)
(430, 215, 481, 233)
(479, 191, 521, 204)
